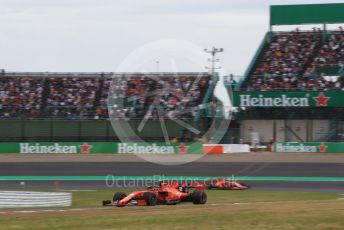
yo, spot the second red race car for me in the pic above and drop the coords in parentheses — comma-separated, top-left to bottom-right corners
(102, 181, 207, 207)
(204, 178, 250, 190)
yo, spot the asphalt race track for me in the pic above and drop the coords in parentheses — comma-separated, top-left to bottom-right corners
(0, 162, 344, 177)
(0, 161, 344, 192)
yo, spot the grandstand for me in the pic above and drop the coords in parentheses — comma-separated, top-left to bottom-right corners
(1, 3, 344, 145)
(106, 74, 211, 119)
(230, 3, 344, 145)
(241, 29, 343, 91)
(0, 72, 213, 119)
(0, 72, 218, 142)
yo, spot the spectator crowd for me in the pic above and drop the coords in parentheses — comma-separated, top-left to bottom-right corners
(244, 28, 344, 91)
(107, 76, 210, 119)
(313, 32, 344, 65)
(0, 75, 211, 119)
(45, 77, 101, 119)
(1, 28, 344, 119)
(0, 77, 43, 118)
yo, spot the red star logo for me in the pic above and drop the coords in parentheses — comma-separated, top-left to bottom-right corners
(319, 143, 327, 152)
(79, 143, 92, 154)
(177, 144, 188, 153)
(313, 92, 330, 107)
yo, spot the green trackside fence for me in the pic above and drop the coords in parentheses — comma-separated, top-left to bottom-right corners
(0, 119, 204, 142)
(0, 142, 202, 154)
(274, 142, 344, 153)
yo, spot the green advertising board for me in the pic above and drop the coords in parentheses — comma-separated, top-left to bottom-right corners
(274, 142, 344, 153)
(0, 142, 202, 154)
(117, 142, 202, 154)
(0, 142, 117, 154)
(233, 91, 344, 107)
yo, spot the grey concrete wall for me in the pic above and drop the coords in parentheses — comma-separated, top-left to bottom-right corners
(275, 120, 286, 142)
(241, 119, 330, 143)
(240, 120, 274, 143)
(312, 120, 330, 141)
(285, 120, 307, 142)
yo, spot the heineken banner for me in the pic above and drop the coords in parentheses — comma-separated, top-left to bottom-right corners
(117, 142, 202, 154)
(0, 142, 202, 154)
(233, 91, 344, 107)
(0, 142, 117, 154)
(274, 142, 344, 153)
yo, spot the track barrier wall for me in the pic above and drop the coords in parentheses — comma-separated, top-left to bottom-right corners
(0, 142, 202, 154)
(274, 142, 344, 153)
(223, 144, 251, 153)
(0, 191, 71, 208)
(203, 144, 223, 155)
(1, 142, 342, 154)
(0, 142, 253, 154)
(0, 142, 117, 154)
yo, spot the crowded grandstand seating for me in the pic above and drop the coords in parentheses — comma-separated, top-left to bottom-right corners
(45, 77, 101, 119)
(2, 29, 343, 119)
(243, 29, 344, 91)
(107, 75, 210, 119)
(0, 77, 43, 118)
(0, 74, 212, 119)
(313, 31, 344, 65)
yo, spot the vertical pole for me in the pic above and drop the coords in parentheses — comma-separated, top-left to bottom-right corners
(106, 120, 110, 141)
(156, 61, 159, 72)
(204, 47, 223, 75)
(21, 118, 25, 142)
(78, 120, 82, 142)
(284, 120, 287, 142)
(273, 120, 276, 142)
(50, 118, 53, 142)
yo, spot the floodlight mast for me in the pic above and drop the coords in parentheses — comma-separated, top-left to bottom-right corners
(204, 47, 223, 76)
(156, 60, 160, 72)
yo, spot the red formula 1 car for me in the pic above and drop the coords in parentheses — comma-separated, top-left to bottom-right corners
(102, 181, 207, 207)
(204, 178, 250, 190)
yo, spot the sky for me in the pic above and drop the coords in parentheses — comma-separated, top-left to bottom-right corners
(0, 0, 343, 76)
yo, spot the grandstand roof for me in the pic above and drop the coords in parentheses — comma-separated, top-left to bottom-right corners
(1, 72, 210, 78)
(270, 3, 344, 26)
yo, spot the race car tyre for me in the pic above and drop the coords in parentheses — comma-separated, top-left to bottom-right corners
(113, 192, 127, 202)
(102, 200, 111, 206)
(143, 192, 157, 206)
(192, 190, 207, 204)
